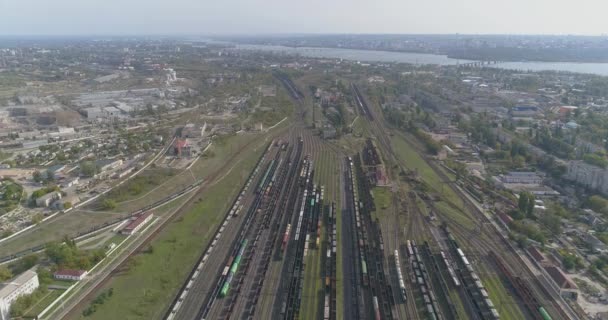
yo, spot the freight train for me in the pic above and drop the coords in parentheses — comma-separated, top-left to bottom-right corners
(219, 239, 248, 297)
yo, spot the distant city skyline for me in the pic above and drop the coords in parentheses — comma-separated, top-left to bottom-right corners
(1, 0, 607, 36)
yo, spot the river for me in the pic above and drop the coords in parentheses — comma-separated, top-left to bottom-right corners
(235, 44, 608, 76)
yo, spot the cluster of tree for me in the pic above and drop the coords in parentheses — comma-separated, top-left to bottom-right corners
(82, 288, 114, 317)
(8, 254, 39, 275)
(45, 238, 106, 270)
(30, 185, 60, 200)
(531, 127, 574, 159)
(517, 191, 536, 217)
(464, 116, 498, 148)
(0, 265, 12, 281)
(80, 161, 98, 177)
(384, 106, 409, 129)
(560, 250, 584, 271)
(583, 153, 608, 168)
(591, 254, 608, 271)
(10, 286, 49, 318)
(32, 169, 56, 184)
(411, 128, 440, 155)
(509, 220, 546, 244)
(1, 179, 23, 202)
(587, 195, 608, 214)
(536, 155, 567, 179)
(322, 103, 348, 137)
(539, 212, 563, 237)
(102, 199, 117, 210)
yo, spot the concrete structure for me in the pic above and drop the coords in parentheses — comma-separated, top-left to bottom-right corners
(258, 85, 276, 97)
(181, 123, 205, 138)
(96, 159, 123, 173)
(82, 107, 104, 120)
(0, 269, 39, 320)
(322, 127, 337, 139)
(544, 265, 577, 290)
(174, 139, 191, 158)
(447, 133, 468, 144)
(499, 172, 543, 184)
(60, 177, 79, 188)
(35, 191, 62, 207)
(511, 105, 539, 117)
(121, 211, 153, 235)
(53, 269, 87, 281)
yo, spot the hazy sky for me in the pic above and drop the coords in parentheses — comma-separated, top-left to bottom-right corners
(1, 0, 607, 35)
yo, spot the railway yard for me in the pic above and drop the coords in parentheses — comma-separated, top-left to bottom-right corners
(5, 32, 608, 320)
(155, 74, 578, 320)
(2, 68, 584, 320)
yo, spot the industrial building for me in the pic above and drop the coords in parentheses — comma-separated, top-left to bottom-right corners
(121, 211, 154, 235)
(181, 123, 206, 138)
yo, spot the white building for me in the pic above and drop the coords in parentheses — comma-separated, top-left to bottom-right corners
(35, 191, 62, 207)
(0, 269, 39, 320)
(53, 269, 87, 281)
(500, 172, 543, 184)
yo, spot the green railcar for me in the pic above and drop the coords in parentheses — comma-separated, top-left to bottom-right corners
(538, 307, 552, 320)
(219, 282, 230, 297)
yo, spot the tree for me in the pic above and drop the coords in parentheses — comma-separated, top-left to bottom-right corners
(540, 213, 562, 237)
(102, 199, 117, 210)
(31, 213, 44, 225)
(32, 170, 43, 183)
(46, 169, 55, 182)
(526, 193, 536, 217)
(0, 265, 12, 282)
(80, 161, 97, 177)
(518, 192, 529, 213)
(588, 195, 608, 213)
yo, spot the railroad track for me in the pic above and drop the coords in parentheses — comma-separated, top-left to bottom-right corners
(357, 79, 571, 320)
(198, 150, 283, 320)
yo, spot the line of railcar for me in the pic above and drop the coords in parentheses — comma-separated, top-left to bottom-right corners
(410, 240, 442, 320)
(196, 144, 285, 320)
(421, 242, 461, 319)
(239, 141, 302, 318)
(219, 239, 248, 297)
(344, 156, 363, 319)
(282, 156, 316, 319)
(352, 154, 393, 319)
(443, 226, 500, 320)
(351, 83, 374, 121)
(490, 251, 553, 320)
(215, 140, 296, 318)
(165, 142, 272, 320)
(394, 250, 407, 302)
(323, 201, 337, 320)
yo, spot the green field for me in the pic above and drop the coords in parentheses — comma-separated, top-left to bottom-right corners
(371, 187, 392, 221)
(390, 133, 461, 205)
(66, 135, 270, 320)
